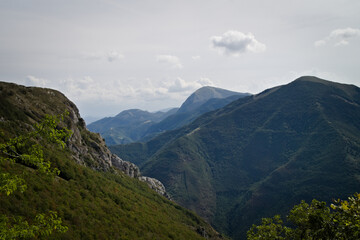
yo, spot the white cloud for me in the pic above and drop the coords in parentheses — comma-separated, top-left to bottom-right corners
(192, 55, 201, 60)
(314, 40, 326, 47)
(81, 51, 104, 61)
(62, 76, 94, 90)
(334, 40, 349, 47)
(80, 50, 124, 62)
(315, 27, 360, 47)
(156, 55, 183, 69)
(210, 30, 266, 56)
(168, 77, 214, 93)
(168, 78, 196, 92)
(107, 50, 124, 62)
(330, 28, 360, 39)
(25, 75, 48, 87)
(197, 77, 214, 86)
(22, 75, 214, 112)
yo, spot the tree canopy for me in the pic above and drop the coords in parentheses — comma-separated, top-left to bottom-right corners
(0, 113, 71, 239)
(247, 193, 360, 240)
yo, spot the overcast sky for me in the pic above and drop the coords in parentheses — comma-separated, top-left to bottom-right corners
(1, 0, 359, 123)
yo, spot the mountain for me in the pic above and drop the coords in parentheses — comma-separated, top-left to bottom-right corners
(177, 86, 247, 114)
(88, 108, 178, 145)
(141, 87, 250, 141)
(94, 86, 249, 146)
(112, 76, 360, 239)
(0, 81, 223, 239)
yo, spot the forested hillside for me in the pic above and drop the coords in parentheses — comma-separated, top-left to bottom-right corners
(114, 76, 360, 239)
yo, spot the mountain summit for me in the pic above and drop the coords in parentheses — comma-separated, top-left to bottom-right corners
(177, 86, 247, 113)
(114, 76, 360, 239)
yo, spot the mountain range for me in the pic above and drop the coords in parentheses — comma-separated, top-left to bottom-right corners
(111, 76, 360, 239)
(88, 86, 249, 145)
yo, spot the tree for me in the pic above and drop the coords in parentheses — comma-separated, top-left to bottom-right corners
(247, 193, 360, 240)
(0, 113, 72, 239)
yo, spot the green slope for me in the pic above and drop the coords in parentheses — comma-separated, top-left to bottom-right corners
(0, 81, 223, 240)
(114, 76, 360, 239)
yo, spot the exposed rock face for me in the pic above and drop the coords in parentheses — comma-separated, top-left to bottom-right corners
(139, 176, 171, 199)
(111, 154, 140, 178)
(65, 98, 167, 196)
(56, 97, 140, 178)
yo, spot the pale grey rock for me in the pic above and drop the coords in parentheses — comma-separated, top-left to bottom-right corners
(139, 176, 171, 199)
(62, 99, 168, 196)
(111, 154, 140, 178)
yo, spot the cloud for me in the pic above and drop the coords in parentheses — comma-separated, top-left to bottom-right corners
(167, 77, 214, 93)
(192, 55, 201, 60)
(81, 52, 104, 61)
(62, 76, 94, 90)
(197, 77, 214, 86)
(19, 75, 216, 118)
(314, 40, 326, 47)
(156, 55, 183, 69)
(107, 50, 124, 62)
(315, 27, 360, 47)
(80, 50, 124, 62)
(25, 75, 48, 87)
(210, 30, 266, 56)
(330, 28, 360, 39)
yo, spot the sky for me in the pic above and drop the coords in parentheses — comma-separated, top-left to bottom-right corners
(1, 0, 359, 123)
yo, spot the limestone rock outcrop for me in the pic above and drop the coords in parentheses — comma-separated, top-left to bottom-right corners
(139, 176, 171, 199)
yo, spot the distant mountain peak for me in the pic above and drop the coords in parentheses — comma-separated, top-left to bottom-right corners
(177, 86, 248, 114)
(292, 76, 348, 87)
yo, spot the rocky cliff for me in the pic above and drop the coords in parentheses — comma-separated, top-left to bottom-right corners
(139, 176, 171, 199)
(0, 81, 168, 197)
(66, 105, 141, 177)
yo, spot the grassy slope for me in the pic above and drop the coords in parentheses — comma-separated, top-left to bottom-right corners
(0, 82, 223, 240)
(0, 153, 220, 240)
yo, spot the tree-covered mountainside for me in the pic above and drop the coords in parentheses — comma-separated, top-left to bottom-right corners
(90, 86, 249, 145)
(113, 76, 360, 239)
(0, 82, 223, 240)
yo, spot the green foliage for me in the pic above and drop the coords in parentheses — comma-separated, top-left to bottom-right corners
(0, 112, 72, 194)
(330, 193, 360, 238)
(0, 112, 71, 239)
(0, 211, 67, 240)
(247, 193, 360, 240)
(0, 173, 26, 196)
(247, 215, 289, 240)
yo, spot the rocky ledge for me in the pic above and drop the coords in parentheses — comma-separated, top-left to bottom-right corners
(138, 176, 171, 200)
